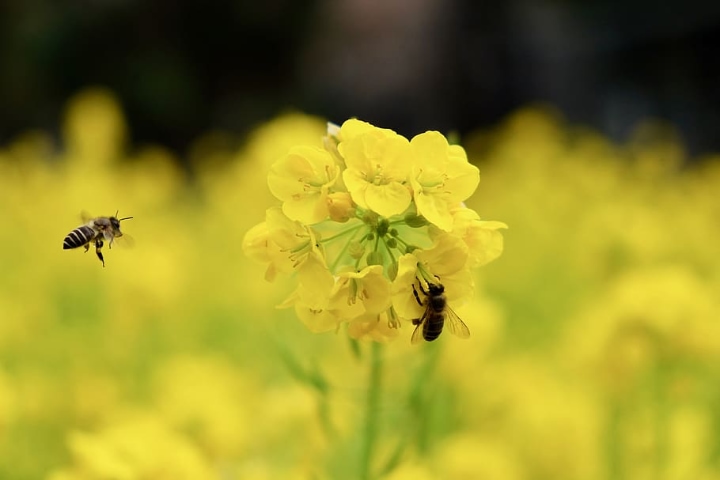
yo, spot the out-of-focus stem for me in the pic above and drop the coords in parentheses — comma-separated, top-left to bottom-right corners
(359, 341, 383, 480)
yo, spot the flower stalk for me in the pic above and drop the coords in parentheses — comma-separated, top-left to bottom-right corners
(359, 341, 383, 480)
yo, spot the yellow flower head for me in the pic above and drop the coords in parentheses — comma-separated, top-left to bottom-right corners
(268, 145, 339, 224)
(450, 206, 508, 268)
(241, 207, 323, 282)
(339, 120, 412, 217)
(409, 132, 480, 231)
(245, 119, 505, 343)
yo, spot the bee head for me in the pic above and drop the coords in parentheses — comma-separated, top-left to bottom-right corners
(111, 211, 133, 231)
(427, 283, 444, 295)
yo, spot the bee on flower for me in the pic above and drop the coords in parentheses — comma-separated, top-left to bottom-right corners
(243, 119, 507, 343)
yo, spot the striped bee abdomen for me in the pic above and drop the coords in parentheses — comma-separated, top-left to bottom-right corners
(63, 225, 96, 250)
(422, 314, 445, 342)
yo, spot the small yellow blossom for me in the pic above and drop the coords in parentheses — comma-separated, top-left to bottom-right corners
(291, 265, 390, 333)
(335, 265, 392, 315)
(326, 191, 355, 223)
(409, 131, 480, 231)
(347, 311, 402, 342)
(339, 120, 413, 217)
(242, 207, 323, 282)
(58, 415, 215, 480)
(242, 221, 288, 282)
(294, 252, 335, 311)
(450, 206, 508, 268)
(267, 145, 339, 224)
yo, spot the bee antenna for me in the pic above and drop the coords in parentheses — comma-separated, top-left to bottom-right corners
(118, 216, 134, 222)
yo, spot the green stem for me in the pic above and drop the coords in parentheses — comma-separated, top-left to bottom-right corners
(330, 226, 365, 273)
(381, 237, 396, 263)
(359, 341, 383, 480)
(319, 224, 363, 244)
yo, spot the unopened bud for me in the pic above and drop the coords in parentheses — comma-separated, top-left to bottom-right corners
(404, 212, 428, 228)
(327, 192, 355, 223)
(349, 241, 366, 259)
(366, 251, 384, 266)
(377, 218, 389, 237)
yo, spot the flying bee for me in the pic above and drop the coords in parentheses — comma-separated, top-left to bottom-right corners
(63, 211, 133, 267)
(411, 281, 470, 344)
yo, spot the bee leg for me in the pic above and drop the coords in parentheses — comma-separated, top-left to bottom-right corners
(83, 243, 90, 253)
(412, 284, 423, 307)
(95, 239, 105, 267)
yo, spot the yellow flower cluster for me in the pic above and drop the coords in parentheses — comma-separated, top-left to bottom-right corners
(243, 119, 506, 341)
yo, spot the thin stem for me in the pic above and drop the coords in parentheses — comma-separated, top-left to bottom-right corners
(319, 224, 363, 244)
(381, 237, 396, 264)
(359, 341, 383, 480)
(330, 226, 365, 273)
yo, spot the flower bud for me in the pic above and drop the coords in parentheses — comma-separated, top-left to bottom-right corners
(404, 212, 428, 228)
(327, 191, 355, 223)
(349, 241, 366, 259)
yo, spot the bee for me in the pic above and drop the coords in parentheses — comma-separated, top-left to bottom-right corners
(63, 212, 133, 267)
(411, 281, 470, 344)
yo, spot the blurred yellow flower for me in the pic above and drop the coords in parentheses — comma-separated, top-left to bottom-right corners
(152, 355, 255, 457)
(52, 414, 215, 480)
(432, 434, 525, 480)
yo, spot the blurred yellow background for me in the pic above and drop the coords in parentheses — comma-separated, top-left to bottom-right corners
(1, 89, 719, 479)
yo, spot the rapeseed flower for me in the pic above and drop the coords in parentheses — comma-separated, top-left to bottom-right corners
(243, 119, 506, 342)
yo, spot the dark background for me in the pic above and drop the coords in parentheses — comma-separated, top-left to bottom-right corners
(2, 0, 720, 157)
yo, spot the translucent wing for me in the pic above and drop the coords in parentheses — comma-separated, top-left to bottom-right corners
(117, 232, 135, 248)
(444, 306, 470, 339)
(410, 313, 428, 345)
(80, 211, 94, 224)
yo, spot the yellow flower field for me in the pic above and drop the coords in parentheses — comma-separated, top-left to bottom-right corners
(0, 89, 718, 479)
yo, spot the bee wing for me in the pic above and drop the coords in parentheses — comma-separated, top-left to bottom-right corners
(115, 232, 135, 248)
(410, 309, 430, 345)
(444, 306, 470, 339)
(410, 320, 425, 345)
(80, 211, 94, 224)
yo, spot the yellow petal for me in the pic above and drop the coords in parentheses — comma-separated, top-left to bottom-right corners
(391, 254, 423, 319)
(282, 191, 329, 224)
(466, 220, 508, 267)
(416, 233, 468, 277)
(339, 118, 380, 140)
(296, 253, 334, 310)
(242, 221, 271, 264)
(410, 131, 449, 170)
(348, 312, 401, 342)
(445, 158, 480, 202)
(294, 304, 339, 333)
(414, 192, 453, 231)
(365, 182, 412, 218)
(342, 265, 392, 314)
(342, 168, 370, 209)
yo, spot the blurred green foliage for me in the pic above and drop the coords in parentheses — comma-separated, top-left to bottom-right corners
(0, 90, 719, 479)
